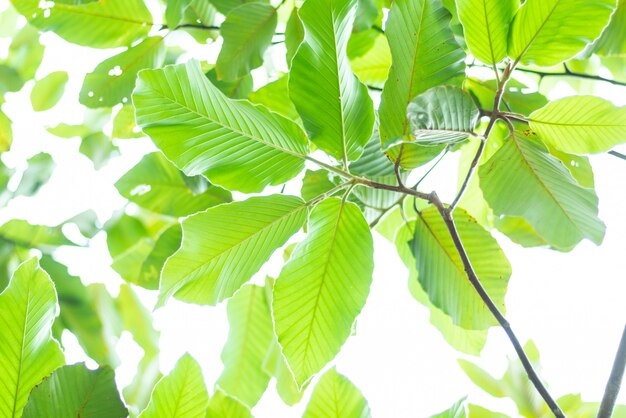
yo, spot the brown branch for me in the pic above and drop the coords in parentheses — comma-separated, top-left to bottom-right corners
(598, 325, 626, 418)
(514, 66, 626, 88)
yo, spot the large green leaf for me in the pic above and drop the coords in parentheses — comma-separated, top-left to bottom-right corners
(289, 0, 375, 163)
(41, 256, 119, 367)
(10, 0, 152, 48)
(303, 368, 371, 418)
(456, 0, 518, 65)
(217, 284, 273, 407)
(0, 258, 65, 418)
(159, 194, 308, 306)
(507, 0, 616, 67)
(593, 0, 626, 56)
(22, 364, 127, 418)
(479, 133, 605, 249)
(529, 96, 626, 154)
(273, 198, 374, 387)
(409, 207, 510, 329)
(30, 71, 68, 112)
(205, 390, 252, 418)
(80, 36, 166, 108)
(379, 0, 465, 166)
(133, 61, 309, 193)
(115, 152, 232, 217)
(216, 3, 277, 81)
(404, 86, 479, 147)
(139, 354, 209, 418)
(166, 0, 192, 27)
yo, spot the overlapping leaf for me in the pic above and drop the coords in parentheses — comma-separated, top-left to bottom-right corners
(479, 133, 605, 249)
(217, 284, 274, 408)
(216, 3, 277, 81)
(159, 194, 308, 306)
(593, 0, 626, 56)
(22, 364, 127, 418)
(206, 390, 252, 418)
(80, 37, 166, 108)
(303, 368, 372, 418)
(139, 354, 208, 418)
(115, 152, 232, 217)
(508, 0, 616, 67)
(457, 0, 518, 65)
(409, 207, 510, 330)
(289, 0, 375, 163)
(273, 198, 374, 387)
(133, 61, 309, 193)
(0, 258, 65, 418)
(10, 0, 152, 48)
(529, 96, 626, 154)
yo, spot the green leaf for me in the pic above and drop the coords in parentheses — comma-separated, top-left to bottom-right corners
(464, 78, 548, 115)
(159, 194, 308, 307)
(5, 25, 44, 82)
(479, 133, 605, 249)
(116, 152, 231, 217)
(457, 359, 506, 398)
(529, 96, 626, 154)
(262, 341, 306, 405)
(350, 33, 391, 90)
(285, 7, 304, 67)
(215, 3, 277, 81)
(0, 219, 75, 249)
(289, 0, 375, 163)
(205, 68, 253, 99)
(22, 364, 127, 418)
(117, 284, 160, 354)
(30, 71, 68, 112)
(166, 0, 192, 28)
(112, 105, 143, 139)
(379, 0, 465, 154)
(139, 354, 209, 418)
(456, 0, 518, 65)
(508, 0, 616, 67)
(0, 110, 11, 152)
(41, 256, 119, 367)
(467, 405, 510, 418)
(404, 86, 479, 147)
(10, 0, 153, 48)
(409, 207, 511, 329)
(210, 0, 268, 16)
(133, 61, 309, 193)
(0, 258, 65, 418)
(205, 390, 252, 418)
(430, 398, 467, 418)
(79, 132, 120, 170)
(217, 284, 273, 407)
(273, 198, 374, 387)
(14, 152, 55, 197)
(80, 36, 166, 108)
(593, 0, 626, 56)
(248, 75, 300, 122)
(303, 368, 371, 418)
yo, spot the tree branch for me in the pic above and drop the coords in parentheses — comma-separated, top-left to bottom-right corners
(609, 150, 626, 161)
(598, 325, 626, 418)
(513, 66, 626, 88)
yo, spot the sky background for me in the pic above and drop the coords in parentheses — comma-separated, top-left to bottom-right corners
(0, 1, 625, 416)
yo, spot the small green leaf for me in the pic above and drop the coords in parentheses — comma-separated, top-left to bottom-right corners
(273, 198, 374, 387)
(0, 110, 12, 153)
(248, 75, 300, 122)
(133, 61, 309, 193)
(79, 132, 119, 170)
(80, 36, 166, 108)
(159, 194, 308, 306)
(285, 7, 304, 67)
(0, 258, 65, 418)
(22, 364, 128, 418)
(217, 284, 274, 407)
(303, 368, 371, 418)
(30, 71, 68, 111)
(350, 33, 391, 90)
(205, 69, 253, 99)
(456, 0, 518, 65)
(404, 86, 479, 147)
(115, 152, 232, 217)
(408, 207, 510, 329)
(139, 354, 209, 418)
(112, 105, 143, 139)
(215, 3, 277, 81)
(0, 219, 75, 250)
(166, 0, 192, 28)
(14, 152, 55, 197)
(508, 0, 616, 67)
(529, 96, 626, 154)
(10, 0, 152, 48)
(205, 390, 252, 418)
(429, 397, 467, 418)
(457, 359, 506, 398)
(289, 0, 375, 163)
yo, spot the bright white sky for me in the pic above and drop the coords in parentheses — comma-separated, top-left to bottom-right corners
(1, 1, 625, 416)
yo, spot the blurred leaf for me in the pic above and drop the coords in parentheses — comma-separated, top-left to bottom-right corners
(31, 71, 68, 112)
(303, 368, 371, 418)
(166, 0, 192, 27)
(0, 110, 11, 152)
(430, 397, 467, 417)
(22, 363, 127, 418)
(206, 390, 253, 418)
(210, 0, 269, 15)
(0, 258, 65, 418)
(0, 219, 76, 250)
(465, 78, 548, 116)
(6, 25, 44, 82)
(79, 132, 119, 170)
(14, 152, 55, 197)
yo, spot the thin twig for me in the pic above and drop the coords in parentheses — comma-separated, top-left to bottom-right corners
(609, 150, 626, 161)
(515, 67, 626, 88)
(598, 325, 626, 418)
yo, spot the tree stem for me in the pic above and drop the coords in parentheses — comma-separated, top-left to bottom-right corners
(598, 325, 626, 418)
